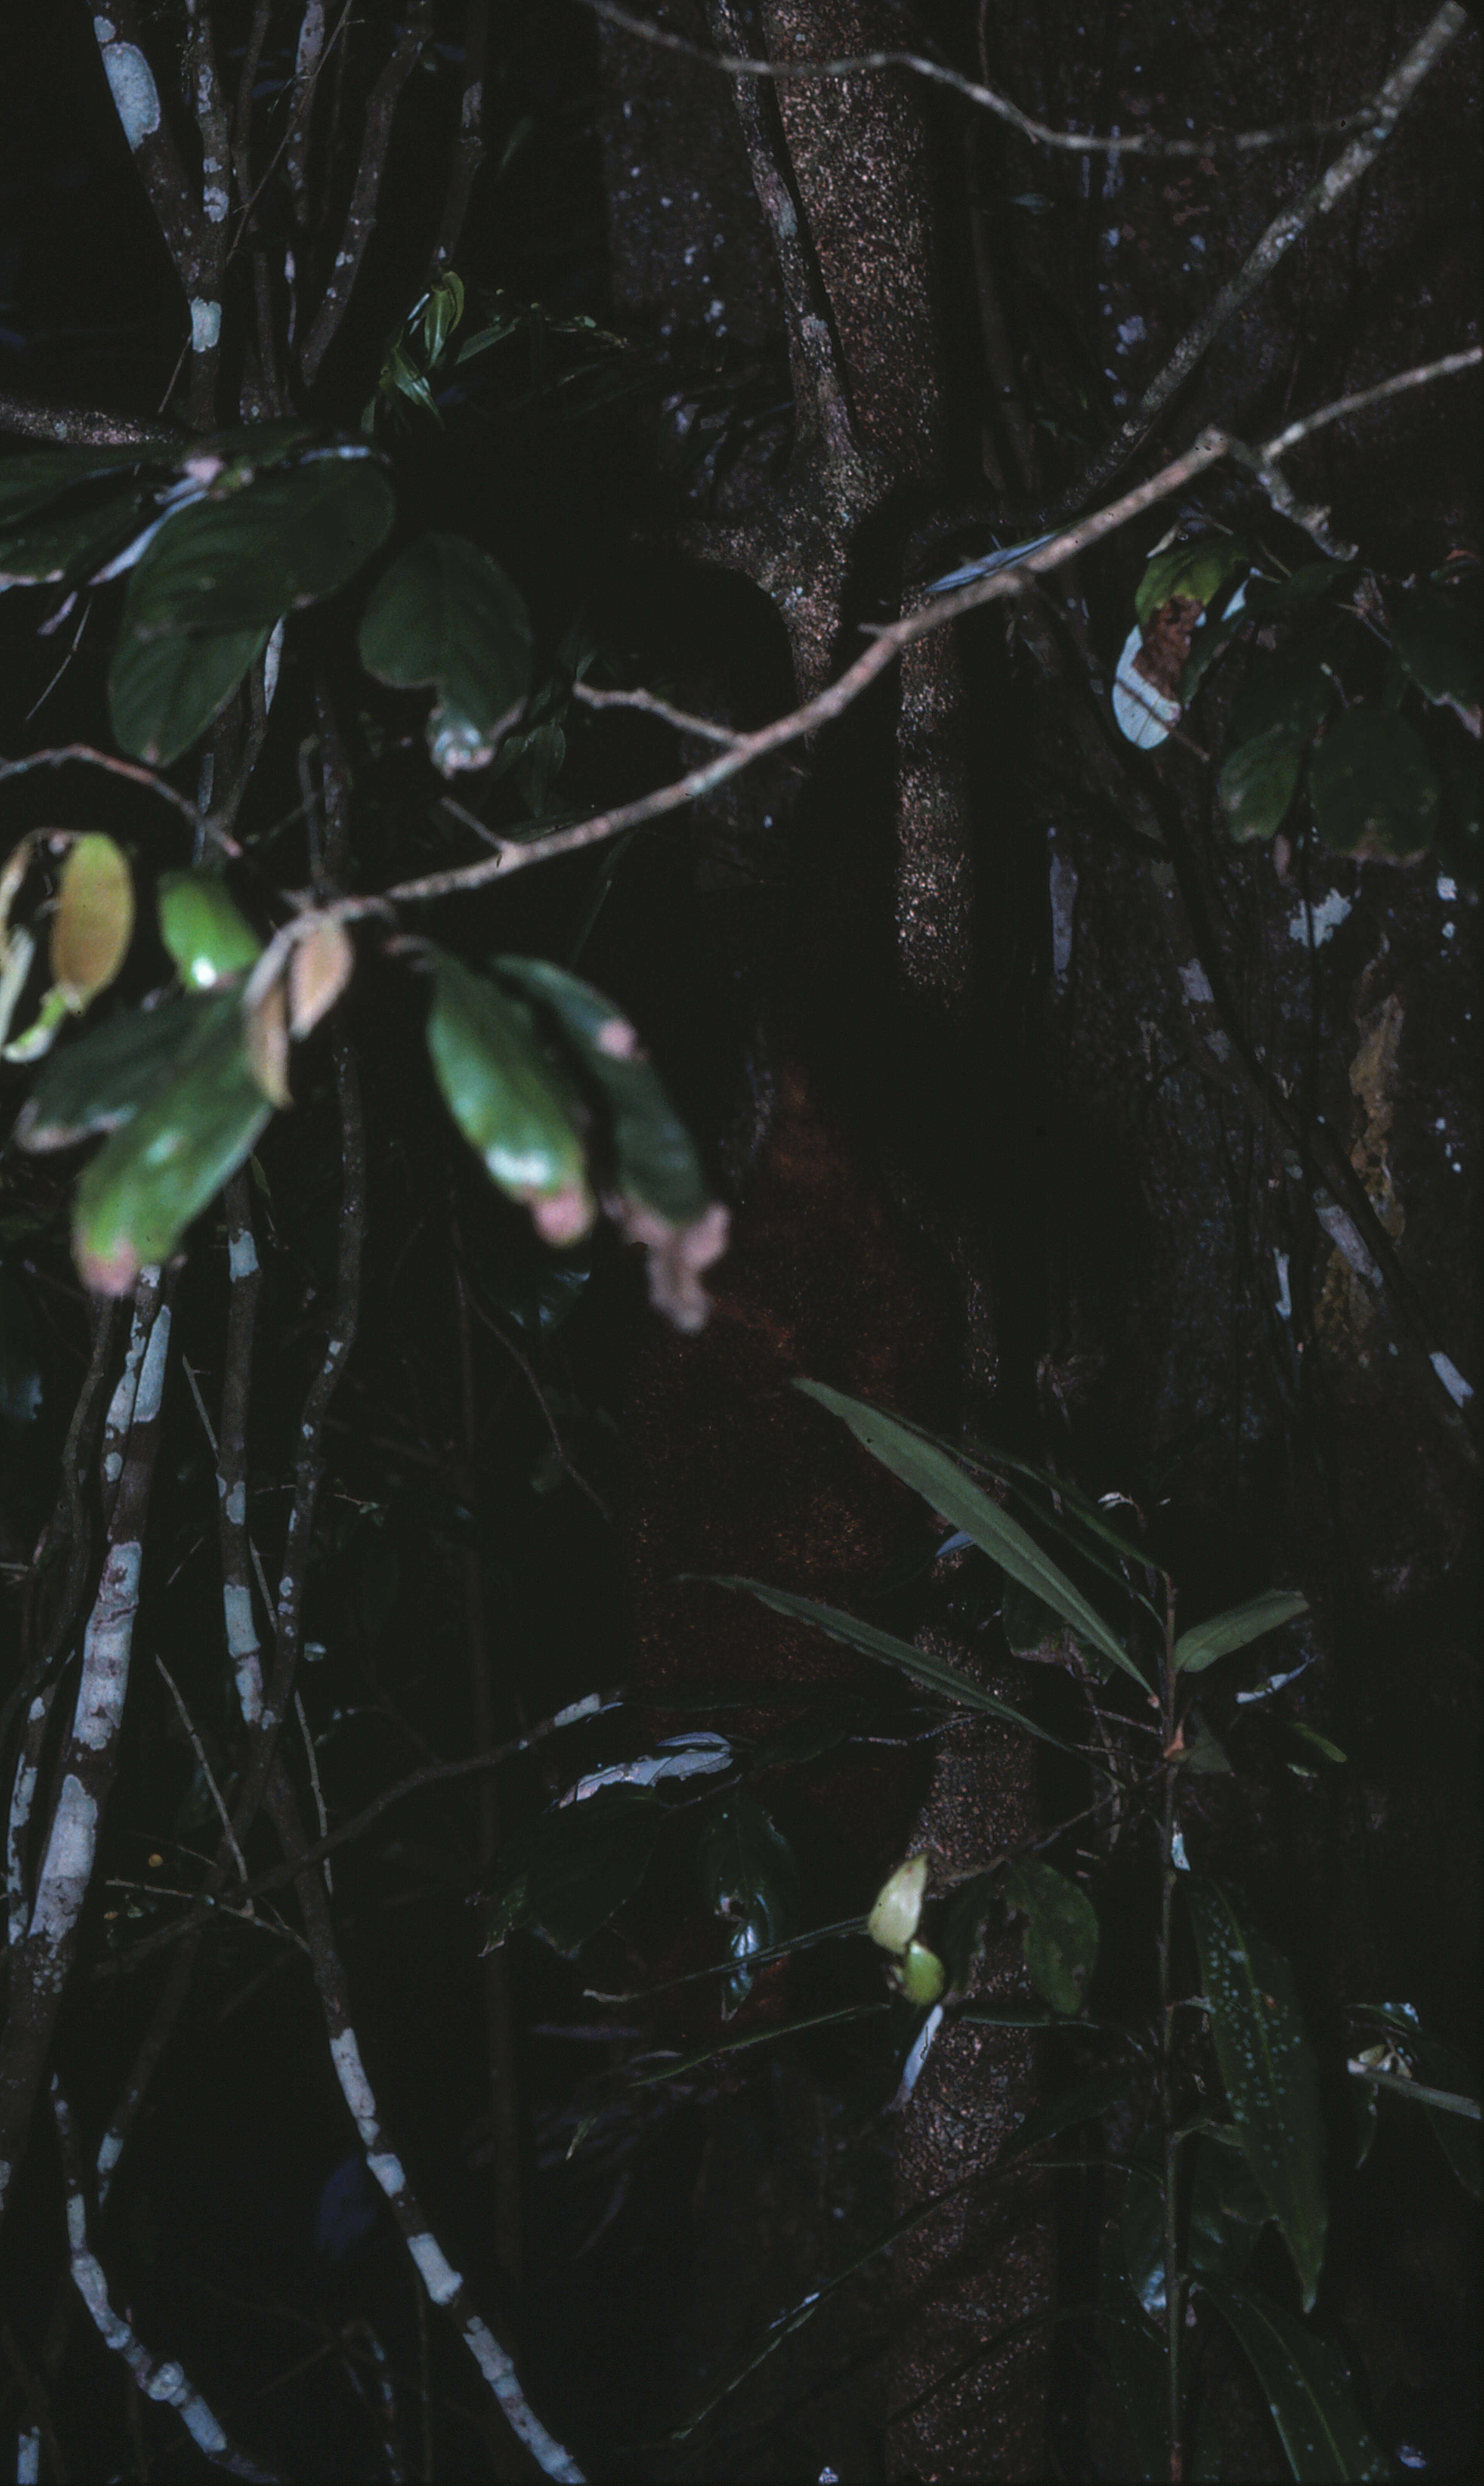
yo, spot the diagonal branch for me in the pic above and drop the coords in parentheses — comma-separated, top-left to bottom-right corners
(581, 0, 1471, 165)
(0, 1272, 172, 2229)
(428, 0, 490, 279)
(381, 348, 1479, 908)
(703, 0, 860, 469)
(298, 0, 436, 387)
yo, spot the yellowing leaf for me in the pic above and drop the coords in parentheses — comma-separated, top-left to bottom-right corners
(244, 971, 290, 1108)
(51, 834, 134, 1008)
(288, 916, 354, 1036)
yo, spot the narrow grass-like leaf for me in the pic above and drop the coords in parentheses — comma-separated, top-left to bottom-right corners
(1201, 2278, 1390, 2481)
(628, 2002, 887, 2087)
(795, 1381, 1145, 1683)
(1175, 1589, 1308, 1674)
(1185, 1876, 1326, 2309)
(703, 1577, 1088, 1760)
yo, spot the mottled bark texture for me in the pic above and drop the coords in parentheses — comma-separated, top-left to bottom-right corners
(600, 5, 1050, 2473)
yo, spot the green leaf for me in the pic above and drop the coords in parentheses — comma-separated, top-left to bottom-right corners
(1201, 2279, 1390, 2481)
(1200, 2123, 1278, 2225)
(481, 1786, 665, 1955)
(1284, 1720, 1347, 1767)
(1219, 728, 1304, 844)
(0, 443, 170, 530)
(1002, 1580, 1075, 1657)
(1188, 2135, 1266, 2275)
(895, 1940, 946, 2005)
(70, 997, 273, 1294)
(122, 451, 395, 634)
(1241, 562, 1359, 624)
(494, 957, 711, 1227)
(867, 1854, 929, 1954)
(1175, 1589, 1308, 1675)
(109, 615, 269, 768)
(0, 480, 156, 587)
(424, 946, 594, 1243)
(1181, 1711, 1233, 1774)
(698, 1788, 798, 2013)
(1003, 1858, 1099, 2016)
(1387, 582, 1480, 727)
(157, 871, 263, 990)
(1184, 1876, 1326, 2309)
(794, 1381, 1145, 1684)
(703, 1576, 1087, 1757)
(14, 991, 227, 1151)
(1135, 534, 1250, 627)
(357, 530, 532, 775)
(1310, 706, 1441, 862)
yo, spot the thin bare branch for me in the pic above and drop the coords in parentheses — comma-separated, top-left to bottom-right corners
(582, 0, 1470, 163)
(428, 0, 490, 279)
(0, 745, 226, 849)
(182, 0, 233, 426)
(1047, 2, 1472, 525)
(91, 1, 207, 302)
(703, 0, 861, 468)
(156, 1653, 251, 1898)
(298, 0, 436, 387)
(382, 349, 1479, 909)
(95, 1692, 627, 1962)
(571, 681, 738, 743)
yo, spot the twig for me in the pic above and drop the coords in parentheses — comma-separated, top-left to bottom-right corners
(1, 2323, 69, 2485)
(298, 0, 436, 386)
(382, 351, 1479, 907)
(95, 1180, 266, 2203)
(0, 746, 215, 845)
(703, 0, 861, 469)
(571, 682, 738, 744)
(182, 0, 232, 427)
(1053, 2, 1470, 527)
(428, 0, 490, 279)
(155, 1655, 252, 1901)
(90, 3, 207, 308)
(94, 1692, 627, 1962)
(582, 0, 1470, 164)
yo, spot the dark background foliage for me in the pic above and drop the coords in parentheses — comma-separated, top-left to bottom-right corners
(0, 4, 1477, 2480)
